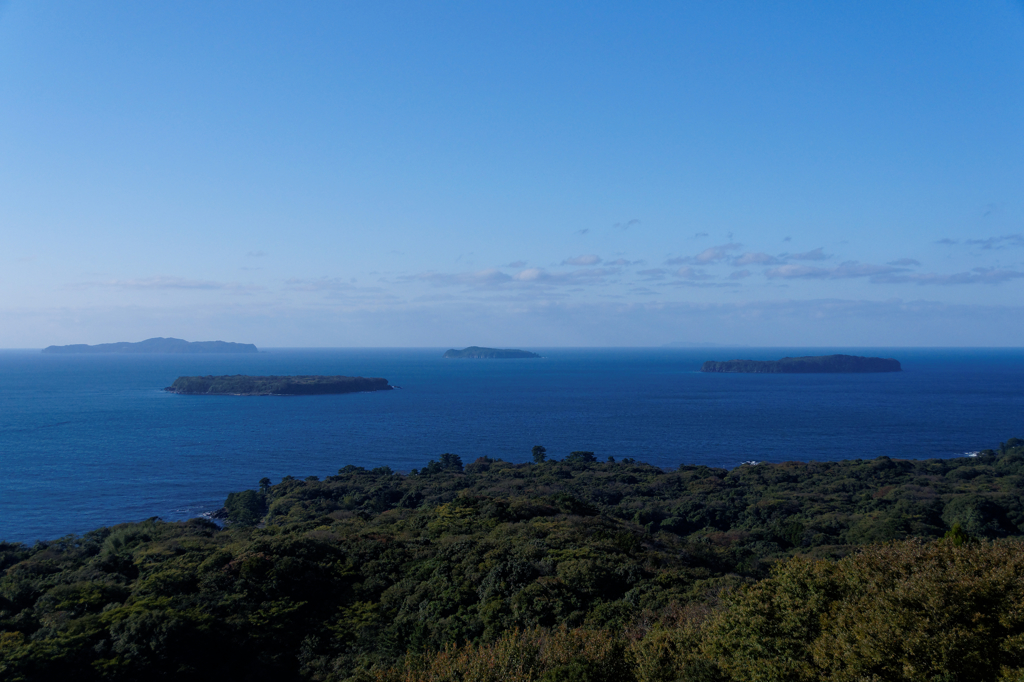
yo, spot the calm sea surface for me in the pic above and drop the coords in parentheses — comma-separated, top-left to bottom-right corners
(1, 347, 1022, 543)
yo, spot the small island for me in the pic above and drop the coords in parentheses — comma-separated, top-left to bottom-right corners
(701, 354, 901, 373)
(165, 375, 393, 395)
(43, 337, 259, 354)
(443, 346, 541, 359)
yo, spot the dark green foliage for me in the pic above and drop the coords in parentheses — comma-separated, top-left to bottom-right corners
(943, 522, 974, 546)
(565, 451, 596, 465)
(439, 453, 463, 472)
(696, 539, 1024, 681)
(419, 453, 463, 475)
(3, 439, 1024, 681)
(1002, 438, 1024, 454)
(942, 494, 1015, 537)
(376, 538, 1024, 681)
(224, 490, 267, 526)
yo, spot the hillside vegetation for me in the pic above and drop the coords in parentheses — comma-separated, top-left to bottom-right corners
(2, 439, 1023, 681)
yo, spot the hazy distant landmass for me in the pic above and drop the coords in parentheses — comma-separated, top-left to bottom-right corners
(662, 341, 741, 348)
(165, 375, 393, 395)
(443, 346, 541, 359)
(42, 337, 259, 354)
(701, 354, 901, 373)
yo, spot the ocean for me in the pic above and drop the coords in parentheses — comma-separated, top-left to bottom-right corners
(1, 347, 1022, 543)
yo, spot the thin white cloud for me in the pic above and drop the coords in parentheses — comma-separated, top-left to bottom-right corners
(401, 266, 621, 290)
(286, 277, 384, 293)
(667, 243, 741, 265)
(402, 269, 513, 288)
(11, 296, 1024, 348)
(286, 277, 398, 301)
(765, 262, 905, 280)
(789, 247, 830, 261)
(74, 276, 258, 291)
(888, 258, 921, 266)
(506, 260, 527, 268)
(765, 260, 1023, 286)
(734, 252, 785, 266)
(659, 280, 739, 289)
(246, 250, 267, 258)
(964, 234, 1024, 249)
(729, 270, 752, 280)
(674, 267, 713, 281)
(562, 254, 602, 266)
(693, 243, 741, 264)
(636, 268, 667, 281)
(935, 234, 1024, 249)
(613, 219, 641, 230)
(873, 268, 1024, 285)
(512, 268, 544, 282)
(514, 267, 619, 285)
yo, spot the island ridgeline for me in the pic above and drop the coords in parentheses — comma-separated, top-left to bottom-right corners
(443, 346, 541, 359)
(42, 337, 258, 354)
(701, 353, 901, 373)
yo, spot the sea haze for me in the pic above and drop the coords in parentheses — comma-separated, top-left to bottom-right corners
(1, 347, 1022, 543)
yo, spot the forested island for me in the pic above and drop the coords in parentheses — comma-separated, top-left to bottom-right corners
(701, 353, 901, 373)
(2, 438, 1024, 681)
(42, 337, 259, 354)
(165, 375, 393, 396)
(443, 346, 541, 359)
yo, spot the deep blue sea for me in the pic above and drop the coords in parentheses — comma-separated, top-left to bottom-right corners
(1, 347, 1022, 543)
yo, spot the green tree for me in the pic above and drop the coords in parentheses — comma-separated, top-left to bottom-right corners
(566, 451, 596, 464)
(533, 445, 547, 463)
(943, 522, 974, 546)
(224, 489, 267, 525)
(439, 453, 463, 472)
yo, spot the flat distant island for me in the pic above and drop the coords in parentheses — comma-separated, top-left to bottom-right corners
(443, 346, 541, 359)
(701, 354, 901, 373)
(43, 337, 258, 354)
(165, 375, 393, 395)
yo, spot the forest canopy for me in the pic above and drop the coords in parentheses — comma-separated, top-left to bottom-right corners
(2, 439, 1024, 681)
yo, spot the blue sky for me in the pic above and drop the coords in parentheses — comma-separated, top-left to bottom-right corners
(2, 1, 1023, 347)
